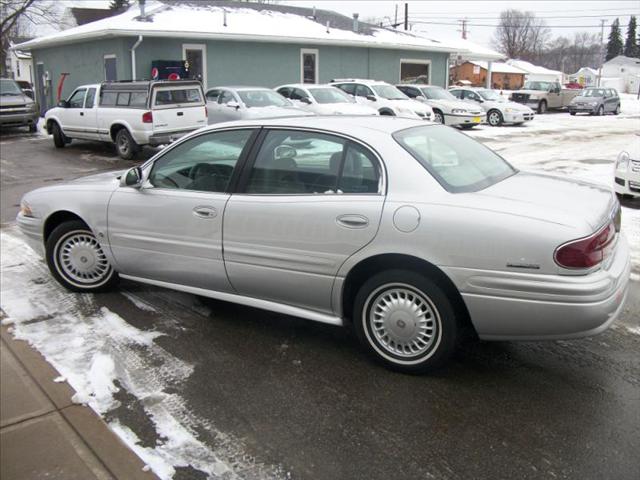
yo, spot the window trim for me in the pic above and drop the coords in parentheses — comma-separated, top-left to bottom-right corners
(182, 43, 207, 89)
(399, 58, 432, 84)
(300, 48, 319, 84)
(235, 127, 386, 197)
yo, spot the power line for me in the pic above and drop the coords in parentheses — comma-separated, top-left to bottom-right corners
(409, 13, 639, 20)
(379, 20, 616, 29)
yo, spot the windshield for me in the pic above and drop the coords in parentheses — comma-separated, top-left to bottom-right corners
(238, 90, 290, 108)
(523, 81, 554, 91)
(420, 86, 456, 101)
(308, 87, 354, 104)
(583, 88, 605, 97)
(0, 79, 23, 96)
(477, 89, 502, 101)
(371, 84, 408, 100)
(393, 125, 516, 193)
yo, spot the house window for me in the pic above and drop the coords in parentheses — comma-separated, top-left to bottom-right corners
(104, 55, 117, 81)
(16, 61, 21, 77)
(400, 59, 431, 84)
(301, 49, 319, 84)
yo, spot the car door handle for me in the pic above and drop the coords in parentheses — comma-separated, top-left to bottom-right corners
(193, 206, 217, 218)
(336, 214, 369, 229)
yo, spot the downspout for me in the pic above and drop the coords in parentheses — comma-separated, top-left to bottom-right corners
(131, 35, 143, 80)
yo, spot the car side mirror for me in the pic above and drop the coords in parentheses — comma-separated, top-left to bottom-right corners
(226, 101, 240, 110)
(415, 95, 427, 102)
(300, 97, 311, 104)
(57, 100, 69, 108)
(121, 166, 144, 188)
(366, 94, 377, 102)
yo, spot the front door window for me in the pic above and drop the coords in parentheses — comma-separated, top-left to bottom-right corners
(185, 48, 203, 84)
(301, 49, 318, 83)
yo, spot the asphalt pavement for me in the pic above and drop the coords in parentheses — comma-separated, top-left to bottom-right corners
(1, 126, 639, 480)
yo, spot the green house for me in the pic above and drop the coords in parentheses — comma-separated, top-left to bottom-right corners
(15, 1, 469, 113)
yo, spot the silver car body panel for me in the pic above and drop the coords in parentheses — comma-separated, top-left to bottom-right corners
(18, 116, 630, 340)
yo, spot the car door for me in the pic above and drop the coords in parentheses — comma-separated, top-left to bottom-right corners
(354, 84, 376, 108)
(548, 83, 561, 108)
(61, 88, 87, 137)
(462, 90, 484, 109)
(605, 89, 617, 112)
(82, 87, 99, 139)
(223, 128, 385, 314)
(213, 90, 243, 123)
(107, 128, 257, 291)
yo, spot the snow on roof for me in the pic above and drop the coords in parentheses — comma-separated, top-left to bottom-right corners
(506, 59, 563, 75)
(413, 35, 503, 61)
(604, 55, 640, 66)
(468, 61, 526, 74)
(571, 67, 598, 76)
(13, 0, 462, 53)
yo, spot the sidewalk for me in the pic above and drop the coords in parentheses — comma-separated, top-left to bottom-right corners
(1, 325, 158, 480)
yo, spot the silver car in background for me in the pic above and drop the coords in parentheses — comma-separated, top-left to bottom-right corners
(205, 86, 312, 124)
(449, 87, 535, 126)
(275, 83, 378, 116)
(396, 84, 485, 128)
(569, 87, 621, 116)
(17, 117, 630, 373)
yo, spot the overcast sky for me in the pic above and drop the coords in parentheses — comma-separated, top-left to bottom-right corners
(283, 0, 640, 48)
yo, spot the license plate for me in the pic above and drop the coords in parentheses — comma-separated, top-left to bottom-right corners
(473, 116, 481, 123)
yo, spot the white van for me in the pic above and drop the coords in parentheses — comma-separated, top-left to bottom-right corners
(44, 80, 207, 159)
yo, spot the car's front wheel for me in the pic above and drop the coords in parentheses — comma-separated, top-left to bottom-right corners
(614, 104, 620, 115)
(46, 220, 118, 292)
(597, 105, 604, 116)
(353, 270, 459, 373)
(433, 109, 444, 124)
(487, 109, 503, 126)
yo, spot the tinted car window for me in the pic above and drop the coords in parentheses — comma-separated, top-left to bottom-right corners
(338, 143, 380, 194)
(218, 90, 236, 105)
(206, 89, 221, 102)
(335, 83, 356, 96)
(449, 89, 462, 99)
(154, 87, 203, 106)
(394, 125, 516, 193)
(117, 92, 131, 106)
(68, 89, 87, 108)
(355, 85, 374, 98)
(129, 91, 148, 107)
(277, 87, 292, 98)
(149, 129, 254, 192)
(85, 88, 96, 108)
(290, 88, 310, 101)
(100, 91, 117, 106)
(245, 130, 346, 194)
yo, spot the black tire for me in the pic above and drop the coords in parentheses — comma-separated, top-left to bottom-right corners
(569, 111, 576, 116)
(45, 220, 118, 292)
(597, 105, 604, 116)
(433, 109, 445, 124)
(614, 104, 620, 115)
(51, 122, 66, 148)
(114, 128, 139, 160)
(28, 123, 37, 133)
(352, 269, 460, 373)
(379, 109, 395, 116)
(459, 124, 475, 130)
(537, 100, 547, 114)
(487, 109, 503, 126)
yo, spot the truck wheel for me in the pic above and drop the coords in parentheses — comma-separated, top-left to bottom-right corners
(487, 109, 503, 126)
(537, 101, 547, 114)
(51, 122, 67, 148)
(28, 123, 37, 133)
(115, 128, 139, 160)
(570, 111, 576, 116)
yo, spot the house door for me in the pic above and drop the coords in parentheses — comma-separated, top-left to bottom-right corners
(104, 56, 117, 81)
(183, 44, 206, 88)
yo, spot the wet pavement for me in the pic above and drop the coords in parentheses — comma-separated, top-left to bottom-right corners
(1, 125, 639, 480)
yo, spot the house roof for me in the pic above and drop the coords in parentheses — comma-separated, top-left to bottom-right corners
(506, 59, 563, 76)
(468, 61, 526, 74)
(69, 7, 117, 26)
(604, 55, 640, 66)
(13, 0, 463, 54)
(571, 67, 598, 76)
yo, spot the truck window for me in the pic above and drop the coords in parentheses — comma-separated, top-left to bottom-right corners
(68, 89, 87, 108)
(116, 92, 131, 106)
(154, 87, 203, 106)
(100, 91, 117, 106)
(129, 91, 148, 107)
(85, 88, 96, 108)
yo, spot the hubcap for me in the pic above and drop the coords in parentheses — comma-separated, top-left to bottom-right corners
(489, 112, 500, 125)
(55, 232, 111, 285)
(367, 285, 440, 358)
(118, 135, 129, 154)
(435, 112, 444, 123)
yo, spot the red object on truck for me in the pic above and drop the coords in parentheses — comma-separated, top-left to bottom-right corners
(57, 73, 70, 102)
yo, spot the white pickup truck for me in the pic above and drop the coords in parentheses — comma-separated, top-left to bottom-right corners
(509, 81, 582, 114)
(45, 80, 207, 159)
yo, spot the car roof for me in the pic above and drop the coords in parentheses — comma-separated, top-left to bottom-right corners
(396, 84, 443, 88)
(208, 86, 271, 91)
(330, 79, 389, 85)
(278, 84, 336, 89)
(196, 115, 432, 135)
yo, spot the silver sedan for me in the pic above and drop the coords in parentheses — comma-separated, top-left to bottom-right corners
(17, 117, 630, 372)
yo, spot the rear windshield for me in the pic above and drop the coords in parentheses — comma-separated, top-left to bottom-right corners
(393, 125, 516, 193)
(154, 87, 203, 107)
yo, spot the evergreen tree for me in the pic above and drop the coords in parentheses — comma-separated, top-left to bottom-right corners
(624, 16, 638, 57)
(606, 18, 624, 61)
(109, 0, 131, 11)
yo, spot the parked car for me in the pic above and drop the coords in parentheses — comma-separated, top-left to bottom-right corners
(44, 80, 207, 159)
(330, 79, 433, 120)
(396, 84, 485, 129)
(17, 116, 630, 373)
(206, 86, 312, 124)
(275, 83, 378, 116)
(15, 80, 35, 99)
(0, 78, 39, 132)
(568, 87, 621, 116)
(449, 87, 535, 126)
(509, 81, 582, 113)
(614, 135, 640, 198)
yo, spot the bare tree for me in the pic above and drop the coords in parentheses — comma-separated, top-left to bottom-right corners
(540, 32, 600, 73)
(1, 0, 59, 75)
(492, 9, 550, 62)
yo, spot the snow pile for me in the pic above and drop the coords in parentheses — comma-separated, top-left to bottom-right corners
(0, 230, 284, 480)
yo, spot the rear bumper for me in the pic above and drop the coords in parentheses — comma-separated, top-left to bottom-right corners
(444, 235, 631, 340)
(16, 212, 45, 258)
(147, 128, 197, 146)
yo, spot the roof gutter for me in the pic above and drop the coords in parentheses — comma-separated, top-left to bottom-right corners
(131, 35, 143, 81)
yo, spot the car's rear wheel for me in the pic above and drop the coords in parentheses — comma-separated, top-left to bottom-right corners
(115, 128, 139, 160)
(597, 105, 604, 116)
(352, 269, 459, 373)
(51, 122, 67, 148)
(46, 220, 118, 292)
(433, 109, 444, 124)
(614, 104, 620, 115)
(569, 111, 576, 116)
(487, 109, 503, 126)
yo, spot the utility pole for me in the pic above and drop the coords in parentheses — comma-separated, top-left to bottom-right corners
(394, 4, 398, 29)
(458, 18, 468, 39)
(404, 3, 408, 31)
(598, 19, 606, 86)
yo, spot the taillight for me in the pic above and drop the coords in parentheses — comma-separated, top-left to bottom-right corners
(142, 111, 153, 123)
(554, 221, 616, 269)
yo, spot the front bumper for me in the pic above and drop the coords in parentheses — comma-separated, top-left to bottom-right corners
(569, 106, 598, 114)
(503, 111, 534, 123)
(444, 234, 631, 340)
(444, 113, 486, 126)
(614, 170, 640, 197)
(16, 212, 45, 258)
(147, 128, 198, 146)
(0, 111, 39, 128)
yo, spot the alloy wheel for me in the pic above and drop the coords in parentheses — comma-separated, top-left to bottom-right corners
(53, 231, 112, 287)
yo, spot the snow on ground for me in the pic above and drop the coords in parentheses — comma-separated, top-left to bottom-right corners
(0, 230, 285, 480)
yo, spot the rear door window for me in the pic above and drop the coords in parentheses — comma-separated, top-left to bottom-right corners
(355, 85, 374, 98)
(335, 83, 356, 96)
(153, 87, 204, 107)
